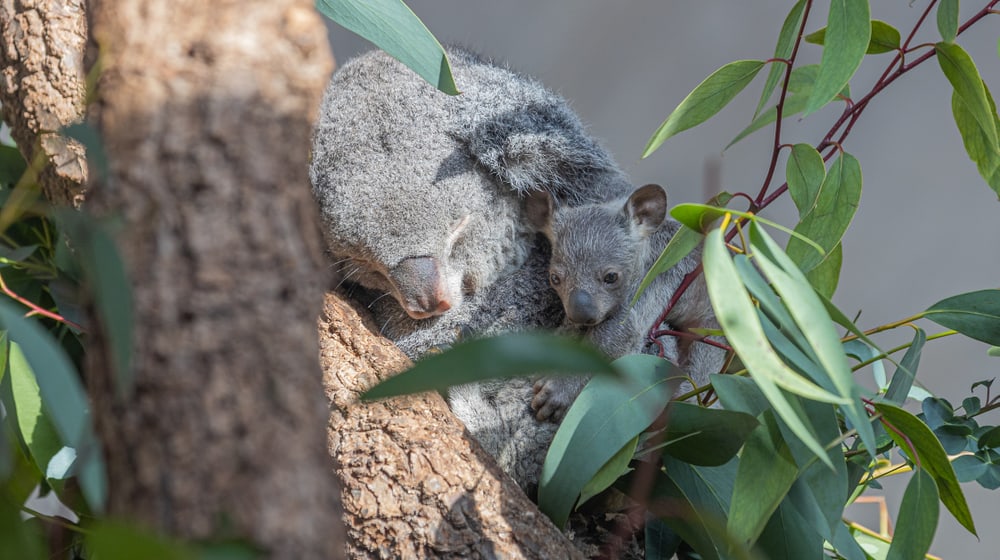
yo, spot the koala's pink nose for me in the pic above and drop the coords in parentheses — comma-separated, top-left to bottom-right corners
(391, 256, 453, 319)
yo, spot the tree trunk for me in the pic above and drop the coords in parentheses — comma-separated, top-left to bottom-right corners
(321, 293, 584, 559)
(82, 2, 344, 557)
(0, 0, 88, 206)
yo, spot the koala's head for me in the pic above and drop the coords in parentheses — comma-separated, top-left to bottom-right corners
(526, 184, 668, 327)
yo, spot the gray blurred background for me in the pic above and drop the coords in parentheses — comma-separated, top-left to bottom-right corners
(326, 2, 1000, 557)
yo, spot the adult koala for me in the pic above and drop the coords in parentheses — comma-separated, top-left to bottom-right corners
(310, 47, 632, 492)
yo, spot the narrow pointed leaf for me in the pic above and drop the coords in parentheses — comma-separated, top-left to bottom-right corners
(660, 402, 759, 466)
(951, 85, 1000, 199)
(539, 354, 677, 527)
(937, 0, 960, 43)
(4, 342, 65, 486)
(885, 469, 939, 560)
(750, 223, 876, 457)
(703, 229, 840, 467)
(884, 328, 925, 404)
(362, 332, 616, 400)
(936, 42, 999, 147)
(805, 20, 900, 55)
(754, 0, 806, 118)
(644, 60, 766, 157)
(923, 289, 1000, 346)
(578, 435, 637, 506)
(754, 501, 825, 560)
(786, 152, 862, 273)
(728, 411, 799, 546)
(633, 225, 703, 305)
(874, 402, 976, 536)
(804, 0, 870, 115)
(786, 143, 826, 217)
(315, 0, 458, 95)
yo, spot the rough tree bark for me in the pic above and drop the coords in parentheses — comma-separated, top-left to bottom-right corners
(82, 1, 344, 557)
(0, 0, 88, 206)
(321, 293, 584, 559)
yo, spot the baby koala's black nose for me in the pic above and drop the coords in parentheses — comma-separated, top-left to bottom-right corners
(566, 289, 600, 326)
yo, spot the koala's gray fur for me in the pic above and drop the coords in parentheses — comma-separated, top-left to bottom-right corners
(526, 184, 726, 422)
(310, 47, 634, 492)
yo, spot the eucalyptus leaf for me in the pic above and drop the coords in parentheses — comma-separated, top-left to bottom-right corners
(884, 328, 925, 405)
(785, 152, 862, 274)
(937, 0, 960, 43)
(4, 342, 64, 486)
(315, 0, 458, 94)
(874, 402, 976, 536)
(805, 19, 900, 55)
(633, 224, 703, 306)
(363, 333, 615, 400)
(786, 143, 826, 218)
(644, 60, 766, 158)
(753, 500, 825, 560)
(951, 454, 988, 482)
(539, 354, 677, 527)
(660, 402, 759, 466)
(885, 469, 939, 560)
(936, 42, 999, 148)
(728, 411, 799, 546)
(754, 0, 806, 118)
(924, 289, 1000, 346)
(578, 435, 636, 506)
(804, 0, 870, 115)
(804, 242, 842, 299)
(951, 85, 1000, 200)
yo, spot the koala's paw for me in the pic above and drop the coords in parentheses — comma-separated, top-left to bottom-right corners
(531, 377, 584, 423)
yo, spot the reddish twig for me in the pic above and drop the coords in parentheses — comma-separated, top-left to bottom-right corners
(0, 270, 85, 331)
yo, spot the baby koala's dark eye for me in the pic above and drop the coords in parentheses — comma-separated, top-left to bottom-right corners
(549, 272, 562, 286)
(603, 271, 619, 284)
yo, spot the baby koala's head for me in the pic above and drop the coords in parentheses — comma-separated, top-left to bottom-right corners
(526, 184, 667, 327)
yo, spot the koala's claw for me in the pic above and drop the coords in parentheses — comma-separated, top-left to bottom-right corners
(531, 378, 574, 423)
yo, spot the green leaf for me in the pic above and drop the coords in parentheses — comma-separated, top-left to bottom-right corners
(937, 42, 999, 148)
(754, 0, 807, 118)
(963, 396, 982, 415)
(951, 454, 988, 482)
(923, 289, 1000, 346)
(578, 435, 637, 506)
(0, 499, 44, 560)
(804, 242, 842, 299)
(0, 302, 87, 450)
(660, 402, 759, 466)
(749, 223, 876, 457)
(633, 224, 703, 306)
(786, 144, 827, 218)
(885, 469, 939, 560)
(4, 342, 65, 486)
(805, 19, 900, 55)
(539, 354, 676, 527)
(363, 332, 615, 400)
(831, 522, 868, 560)
(55, 210, 134, 396)
(702, 229, 841, 467)
(754, 500, 824, 560)
(873, 402, 977, 536)
(937, 0, 960, 43)
(315, 0, 458, 95)
(988, 346, 1000, 357)
(785, 152, 862, 273)
(711, 373, 771, 417)
(884, 328, 926, 405)
(978, 426, 1000, 450)
(727, 94, 809, 150)
(784, 400, 849, 538)
(951, 83, 1000, 199)
(643, 60, 766, 158)
(804, 0, 870, 115)
(645, 516, 683, 560)
(728, 411, 799, 546)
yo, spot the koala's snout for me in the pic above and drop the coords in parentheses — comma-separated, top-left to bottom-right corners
(390, 256, 454, 319)
(565, 289, 602, 326)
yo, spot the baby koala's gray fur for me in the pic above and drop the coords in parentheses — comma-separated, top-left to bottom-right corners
(526, 184, 725, 422)
(310, 47, 634, 492)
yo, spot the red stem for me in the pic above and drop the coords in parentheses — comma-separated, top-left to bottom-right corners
(0, 271, 84, 331)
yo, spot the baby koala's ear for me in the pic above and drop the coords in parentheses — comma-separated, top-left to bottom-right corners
(524, 189, 555, 232)
(625, 183, 667, 237)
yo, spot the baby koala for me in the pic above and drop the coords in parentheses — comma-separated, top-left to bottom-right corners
(525, 183, 723, 422)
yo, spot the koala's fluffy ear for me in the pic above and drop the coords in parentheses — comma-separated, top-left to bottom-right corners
(465, 103, 619, 202)
(524, 190, 555, 232)
(625, 184, 667, 237)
